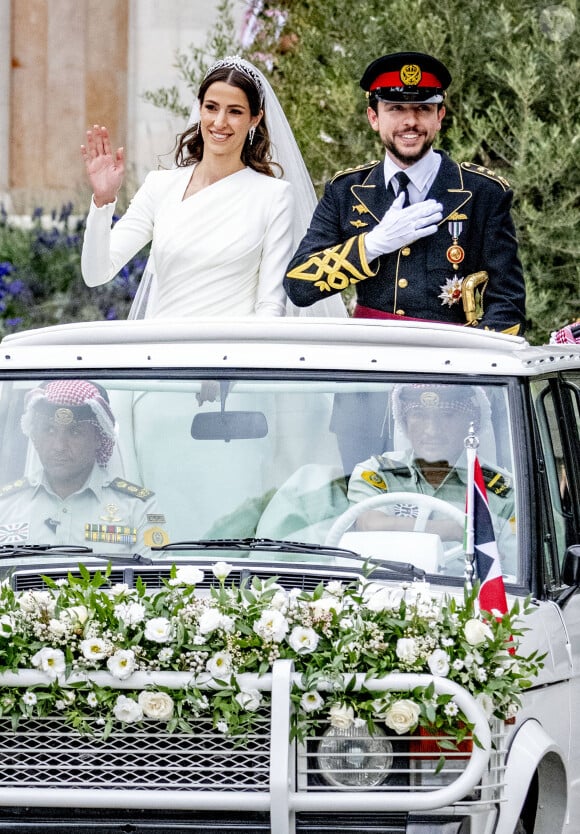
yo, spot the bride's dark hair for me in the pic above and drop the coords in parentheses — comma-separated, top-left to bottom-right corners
(174, 66, 279, 177)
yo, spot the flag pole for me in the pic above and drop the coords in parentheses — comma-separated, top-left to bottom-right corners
(463, 422, 479, 593)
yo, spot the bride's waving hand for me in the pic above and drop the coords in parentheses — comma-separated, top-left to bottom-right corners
(80, 125, 125, 209)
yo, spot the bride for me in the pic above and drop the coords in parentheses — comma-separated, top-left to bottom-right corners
(80, 56, 346, 319)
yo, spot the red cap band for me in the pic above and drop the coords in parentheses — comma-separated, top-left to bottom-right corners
(370, 69, 442, 91)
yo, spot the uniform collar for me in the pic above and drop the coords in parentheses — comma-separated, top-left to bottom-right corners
(34, 464, 107, 500)
(383, 149, 441, 197)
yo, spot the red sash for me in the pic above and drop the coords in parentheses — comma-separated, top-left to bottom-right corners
(353, 303, 431, 323)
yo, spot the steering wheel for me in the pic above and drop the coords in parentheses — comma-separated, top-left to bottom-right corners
(324, 491, 466, 562)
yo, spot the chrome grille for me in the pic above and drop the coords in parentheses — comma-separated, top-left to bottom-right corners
(0, 716, 270, 791)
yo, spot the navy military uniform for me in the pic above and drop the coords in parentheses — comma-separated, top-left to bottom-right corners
(285, 154, 525, 334)
(284, 51, 525, 335)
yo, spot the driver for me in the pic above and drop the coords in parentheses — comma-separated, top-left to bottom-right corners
(347, 383, 516, 562)
(0, 379, 169, 555)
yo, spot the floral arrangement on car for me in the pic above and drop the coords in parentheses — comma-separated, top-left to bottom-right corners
(0, 563, 543, 750)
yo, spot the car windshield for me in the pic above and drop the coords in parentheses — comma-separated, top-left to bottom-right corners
(0, 376, 518, 583)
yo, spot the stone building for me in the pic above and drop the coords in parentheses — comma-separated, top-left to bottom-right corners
(0, 0, 244, 211)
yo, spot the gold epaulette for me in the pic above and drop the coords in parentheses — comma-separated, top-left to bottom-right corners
(0, 478, 30, 498)
(460, 162, 511, 190)
(330, 160, 380, 184)
(110, 477, 154, 501)
(481, 467, 512, 498)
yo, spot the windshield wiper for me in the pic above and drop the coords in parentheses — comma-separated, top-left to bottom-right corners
(152, 537, 425, 579)
(0, 544, 151, 564)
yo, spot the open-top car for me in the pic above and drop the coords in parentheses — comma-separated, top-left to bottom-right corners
(0, 316, 578, 834)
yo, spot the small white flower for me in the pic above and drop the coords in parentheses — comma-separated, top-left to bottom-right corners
(47, 618, 68, 638)
(113, 694, 143, 723)
(80, 637, 109, 661)
(0, 614, 14, 636)
(300, 691, 324, 713)
(22, 690, 37, 706)
(396, 637, 419, 664)
(253, 609, 289, 643)
(427, 649, 450, 677)
(175, 565, 204, 585)
(326, 581, 344, 597)
(505, 702, 519, 720)
(216, 720, 228, 734)
(109, 583, 129, 596)
(144, 617, 173, 644)
(198, 607, 224, 635)
(206, 651, 233, 678)
(114, 601, 146, 627)
(107, 649, 136, 680)
(235, 688, 263, 712)
(310, 596, 342, 618)
(212, 561, 233, 581)
(87, 692, 99, 707)
(31, 647, 66, 680)
(138, 690, 175, 720)
(288, 626, 320, 654)
(60, 605, 89, 626)
(475, 691, 495, 719)
(364, 584, 404, 612)
(158, 647, 173, 663)
(271, 590, 289, 611)
(464, 618, 493, 646)
(384, 699, 421, 734)
(329, 703, 355, 729)
(444, 701, 459, 717)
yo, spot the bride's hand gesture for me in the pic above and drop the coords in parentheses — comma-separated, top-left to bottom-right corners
(81, 125, 125, 208)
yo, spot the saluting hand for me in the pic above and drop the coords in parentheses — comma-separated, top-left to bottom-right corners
(80, 125, 125, 208)
(364, 192, 443, 260)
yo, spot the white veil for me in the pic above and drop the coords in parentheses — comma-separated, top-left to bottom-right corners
(128, 57, 346, 319)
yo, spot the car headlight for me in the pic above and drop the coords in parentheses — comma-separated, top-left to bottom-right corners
(316, 723, 393, 787)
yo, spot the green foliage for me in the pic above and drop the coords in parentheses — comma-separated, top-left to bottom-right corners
(144, 0, 579, 343)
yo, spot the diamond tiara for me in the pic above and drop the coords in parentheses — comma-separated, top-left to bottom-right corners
(203, 55, 265, 105)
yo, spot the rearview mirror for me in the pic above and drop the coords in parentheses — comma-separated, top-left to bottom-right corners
(191, 411, 268, 442)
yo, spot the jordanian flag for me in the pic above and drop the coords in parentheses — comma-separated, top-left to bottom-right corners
(465, 451, 509, 615)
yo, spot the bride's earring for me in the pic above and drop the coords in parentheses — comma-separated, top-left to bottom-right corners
(248, 126, 256, 145)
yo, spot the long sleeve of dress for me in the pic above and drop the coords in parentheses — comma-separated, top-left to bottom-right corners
(254, 178, 294, 316)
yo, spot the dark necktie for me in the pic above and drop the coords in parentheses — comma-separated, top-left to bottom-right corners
(392, 171, 410, 207)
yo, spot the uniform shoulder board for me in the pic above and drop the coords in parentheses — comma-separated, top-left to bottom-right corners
(0, 478, 30, 498)
(460, 162, 511, 190)
(110, 477, 155, 501)
(330, 160, 380, 184)
(480, 466, 512, 498)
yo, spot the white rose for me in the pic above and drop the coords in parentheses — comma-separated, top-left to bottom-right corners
(329, 703, 355, 729)
(175, 565, 204, 585)
(288, 626, 320, 654)
(464, 618, 493, 646)
(396, 637, 419, 664)
(427, 649, 450, 677)
(144, 617, 173, 643)
(300, 691, 324, 713)
(325, 581, 344, 597)
(80, 637, 109, 661)
(475, 691, 495, 719)
(138, 690, 175, 721)
(47, 618, 67, 638)
(271, 590, 289, 611)
(198, 608, 224, 635)
(206, 651, 233, 678)
(60, 605, 89, 626)
(107, 649, 136, 680)
(113, 694, 143, 724)
(364, 585, 404, 612)
(114, 601, 146, 627)
(253, 609, 289, 643)
(384, 699, 421, 734)
(212, 562, 233, 581)
(18, 590, 55, 616)
(235, 688, 263, 712)
(310, 596, 343, 618)
(30, 647, 66, 680)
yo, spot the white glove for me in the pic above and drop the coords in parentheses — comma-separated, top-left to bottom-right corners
(364, 192, 443, 260)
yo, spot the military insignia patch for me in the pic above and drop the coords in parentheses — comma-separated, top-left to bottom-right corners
(144, 527, 170, 547)
(0, 522, 29, 544)
(110, 478, 154, 501)
(85, 523, 137, 545)
(361, 471, 387, 490)
(400, 64, 421, 86)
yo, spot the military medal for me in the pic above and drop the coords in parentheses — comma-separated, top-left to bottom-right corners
(447, 216, 466, 270)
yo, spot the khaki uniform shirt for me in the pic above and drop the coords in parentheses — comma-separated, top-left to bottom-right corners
(0, 466, 169, 555)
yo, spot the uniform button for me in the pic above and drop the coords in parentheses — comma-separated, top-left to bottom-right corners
(395, 309, 405, 316)
(62, 507, 68, 514)
(398, 278, 408, 288)
(401, 247, 411, 256)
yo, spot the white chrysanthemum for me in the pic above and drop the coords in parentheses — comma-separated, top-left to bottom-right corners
(235, 688, 262, 712)
(138, 690, 174, 720)
(288, 626, 320, 654)
(427, 649, 450, 677)
(144, 617, 173, 644)
(113, 694, 143, 723)
(300, 691, 324, 713)
(114, 601, 146, 627)
(31, 646, 66, 679)
(80, 637, 109, 661)
(444, 701, 459, 717)
(329, 703, 355, 729)
(206, 651, 233, 678)
(107, 649, 136, 680)
(253, 609, 289, 643)
(212, 562, 233, 581)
